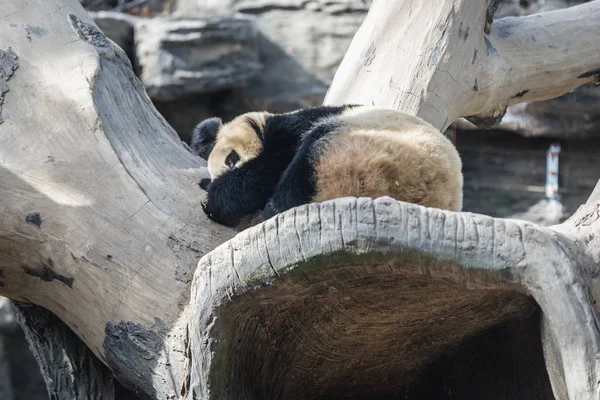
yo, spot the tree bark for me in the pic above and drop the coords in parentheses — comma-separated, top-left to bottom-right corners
(324, 0, 600, 132)
(1, 0, 600, 399)
(11, 302, 119, 400)
(0, 0, 236, 397)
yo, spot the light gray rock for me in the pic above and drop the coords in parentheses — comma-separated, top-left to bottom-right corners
(172, 0, 370, 81)
(134, 16, 263, 101)
(249, 7, 365, 82)
(500, 86, 600, 139)
(172, 0, 371, 18)
(495, 0, 588, 17)
(166, 0, 369, 112)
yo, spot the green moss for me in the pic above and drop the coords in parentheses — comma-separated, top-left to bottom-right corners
(281, 249, 455, 277)
(207, 323, 232, 399)
(241, 249, 458, 288)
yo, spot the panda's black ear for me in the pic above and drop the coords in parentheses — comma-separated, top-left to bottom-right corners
(191, 117, 222, 160)
(225, 150, 240, 169)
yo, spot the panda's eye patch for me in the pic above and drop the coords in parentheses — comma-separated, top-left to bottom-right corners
(225, 150, 240, 169)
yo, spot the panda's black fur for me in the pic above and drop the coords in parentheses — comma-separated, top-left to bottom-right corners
(259, 118, 346, 220)
(192, 105, 463, 227)
(194, 105, 356, 226)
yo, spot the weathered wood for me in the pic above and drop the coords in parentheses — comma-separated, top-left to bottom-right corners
(553, 182, 600, 278)
(1, 0, 600, 399)
(324, 0, 600, 131)
(0, 0, 237, 397)
(189, 196, 600, 399)
(11, 302, 118, 400)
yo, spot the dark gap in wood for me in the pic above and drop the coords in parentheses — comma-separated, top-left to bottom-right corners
(209, 259, 550, 399)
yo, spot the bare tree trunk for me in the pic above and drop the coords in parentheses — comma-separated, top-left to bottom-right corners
(0, 0, 236, 397)
(1, 0, 600, 399)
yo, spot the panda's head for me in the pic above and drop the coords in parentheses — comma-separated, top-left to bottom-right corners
(191, 112, 269, 181)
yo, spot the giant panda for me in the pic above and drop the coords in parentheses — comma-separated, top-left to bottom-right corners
(191, 105, 463, 227)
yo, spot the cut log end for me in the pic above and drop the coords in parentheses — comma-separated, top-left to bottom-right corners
(190, 197, 593, 399)
(205, 252, 545, 399)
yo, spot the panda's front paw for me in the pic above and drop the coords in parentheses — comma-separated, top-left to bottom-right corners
(200, 200, 213, 219)
(201, 200, 240, 227)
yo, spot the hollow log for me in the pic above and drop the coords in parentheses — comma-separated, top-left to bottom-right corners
(1, 0, 600, 399)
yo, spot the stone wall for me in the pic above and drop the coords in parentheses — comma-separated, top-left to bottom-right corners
(90, 0, 600, 141)
(458, 129, 599, 225)
(90, 1, 370, 137)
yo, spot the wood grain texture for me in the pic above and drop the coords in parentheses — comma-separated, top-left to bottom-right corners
(324, 0, 600, 131)
(11, 302, 119, 400)
(190, 196, 600, 399)
(1, 0, 600, 398)
(0, 0, 237, 396)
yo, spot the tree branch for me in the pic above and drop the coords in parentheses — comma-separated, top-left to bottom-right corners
(324, 0, 600, 131)
(464, 2, 600, 120)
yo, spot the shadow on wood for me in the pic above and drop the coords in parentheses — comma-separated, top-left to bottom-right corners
(210, 255, 551, 399)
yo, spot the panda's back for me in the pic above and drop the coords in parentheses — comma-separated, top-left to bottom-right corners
(312, 107, 463, 212)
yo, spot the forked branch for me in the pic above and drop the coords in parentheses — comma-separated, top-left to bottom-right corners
(325, 0, 600, 131)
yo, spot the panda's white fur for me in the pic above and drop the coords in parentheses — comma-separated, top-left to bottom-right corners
(311, 106, 463, 211)
(205, 112, 269, 180)
(192, 105, 463, 227)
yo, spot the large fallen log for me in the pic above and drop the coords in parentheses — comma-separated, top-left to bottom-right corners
(1, 0, 600, 399)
